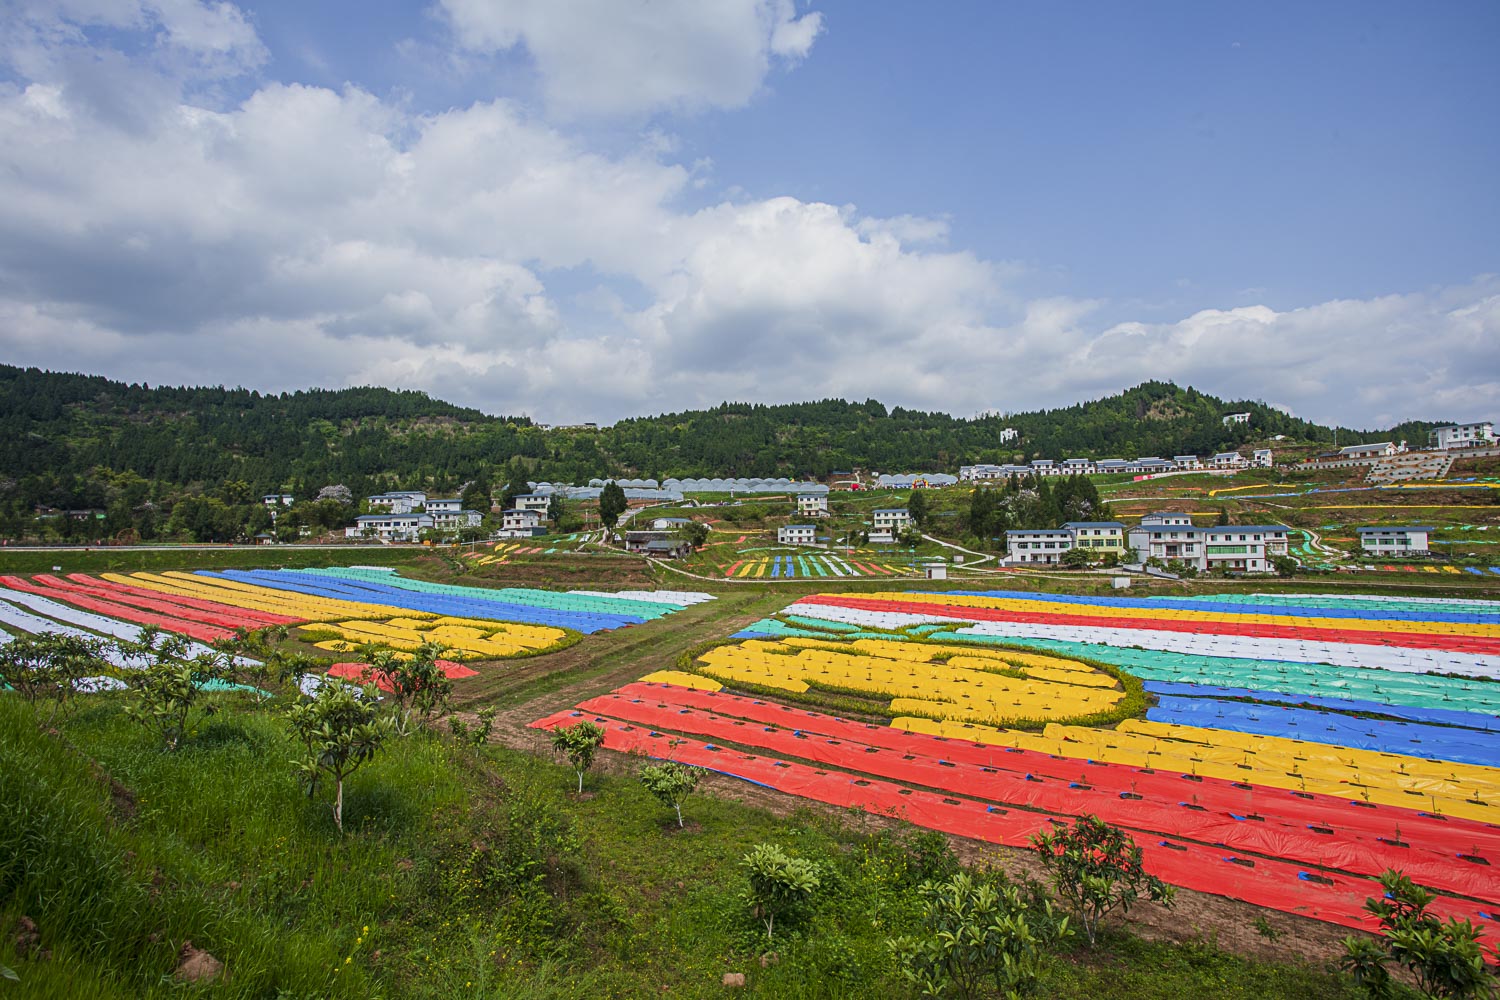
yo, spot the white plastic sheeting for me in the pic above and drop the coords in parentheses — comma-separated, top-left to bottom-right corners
(570, 590, 716, 606)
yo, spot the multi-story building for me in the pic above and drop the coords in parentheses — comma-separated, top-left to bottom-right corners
(1208, 451, 1247, 470)
(1430, 422, 1494, 450)
(1062, 521, 1127, 555)
(1223, 412, 1251, 425)
(1252, 449, 1273, 468)
(1173, 455, 1202, 471)
(499, 508, 546, 538)
(797, 493, 830, 516)
(513, 493, 553, 513)
(1356, 525, 1432, 556)
(366, 491, 427, 513)
(430, 508, 483, 531)
(1201, 525, 1291, 573)
(345, 513, 432, 541)
(778, 524, 817, 546)
(1005, 529, 1074, 564)
(425, 497, 463, 513)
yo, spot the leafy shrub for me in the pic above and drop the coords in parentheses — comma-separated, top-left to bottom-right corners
(1340, 869, 1493, 999)
(888, 871, 1070, 998)
(286, 681, 391, 834)
(638, 759, 703, 828)
(1031, 814, 1174, 946)
(0, 632, 110, 724)
(741, 842, 823, 940)
(550, 720, 605, 794)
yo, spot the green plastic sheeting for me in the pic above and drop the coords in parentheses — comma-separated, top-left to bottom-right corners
(1186, 593, 1500, 616)
(920, 632, 1500, 717)
(298, 568, 680, 619)
(783, 614, 861, 633)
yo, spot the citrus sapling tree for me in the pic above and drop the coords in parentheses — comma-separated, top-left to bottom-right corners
(741, 843, 822, 941)
(286, 680, 391, 834)
(122, 628, 222, 750)
(888, 871, 1071, 999)
(1031, 814, 1174, 947)
(0, 632, 110, 725)
(551, 720, 605, 794)
(1340, 868, 1493, 999)
(638, 758, 703, 829)
(369, 642, 452, 735)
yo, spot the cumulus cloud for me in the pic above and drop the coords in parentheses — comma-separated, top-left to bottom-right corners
(0, 2, 1494, 430)
(438, 0, 824, 116)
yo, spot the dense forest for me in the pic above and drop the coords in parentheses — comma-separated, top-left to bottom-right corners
(0, 365, 1438, 542)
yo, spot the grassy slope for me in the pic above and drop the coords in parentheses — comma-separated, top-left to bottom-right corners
(1, 692, 1372, 1000)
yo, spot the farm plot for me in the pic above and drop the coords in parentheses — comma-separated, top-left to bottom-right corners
(0, 568, 712, 686)
(717, 551, 916, 579)
(536, 588, 1500, 936)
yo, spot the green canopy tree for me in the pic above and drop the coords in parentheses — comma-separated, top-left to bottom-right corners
(287, 680, 391, 834)
(598, 481, 628, 536)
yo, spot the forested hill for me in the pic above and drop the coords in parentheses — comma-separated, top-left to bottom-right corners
(1, 366, 1433, 505)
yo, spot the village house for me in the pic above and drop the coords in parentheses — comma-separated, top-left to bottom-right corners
(1062, 521, 1127, 555)
(1430, 422, 1494, 450)
(1005, 529, 1074, 564)
(498, 508, 546, 538)
(1356, 525, 1432, 556)
(366, 491, 426, 513)
(797, 493, 830, 516)
(345, 513, 432, 541)
(778, 524, 817, 546)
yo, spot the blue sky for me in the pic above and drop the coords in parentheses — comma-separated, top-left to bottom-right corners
(0, 1, 1495, 427)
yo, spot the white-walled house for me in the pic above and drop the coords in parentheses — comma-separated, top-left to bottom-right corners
(513, 493, 552, 513)
(873, 508, 912, 531)
(1430, 422, 1494, 450)
(1338, 442, 1403, 460)
(498, 508, 546, 538)
(367, 491, 426, 513)
(261, 493, 294, 506)
(1062, 458, 1096, 475)
(1173, 455, 1202, 471)
(651, 516, 692, 531)
(1223, 412, 1251, 425)
(999, 427, 1018, 442)
(345, 513, 432, 541)
(797, 493, 830, 516)
(1208, 451, 1247, 470)
(1062, 521, 1127, 555)
(431, 508, 483, 531)
(426, 497, 463, 513)
(1140, 511, 1195, 527)
(1006, 529, 1074, 564)
(1252, 449, 1273, 468)
(1201, 525, 1290, 573)
(1357, 525, 1432, 556)
(778, 524, 817, 546)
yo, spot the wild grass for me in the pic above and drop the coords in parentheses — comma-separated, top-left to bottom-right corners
(2, 690, 1372, 998)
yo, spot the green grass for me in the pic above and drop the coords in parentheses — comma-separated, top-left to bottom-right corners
(2, 690, 1374, 999)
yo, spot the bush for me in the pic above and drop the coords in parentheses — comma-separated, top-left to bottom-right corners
(638, 759, 703, 829)
(1032, 815, 1174, 946)
(1340, 869, 1493, 999)
(888, 871, 1070, 998)
(741, 842, 823, 940)
(286, 681, 392, 834)
(0, 632, 110, 724)
(550, 720, 605, 794)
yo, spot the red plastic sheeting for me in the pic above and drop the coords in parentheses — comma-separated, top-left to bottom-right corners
(579, 691, 1500, 903)
(0, 574, 232, 644)
(28, 574, 284, 631)
(614, 683, 1500, 856)
(532, 709, 1493, 933)
(326, 659, 478, 692)
(800, 594, 1500, 656)
(65, 574, 301, 627)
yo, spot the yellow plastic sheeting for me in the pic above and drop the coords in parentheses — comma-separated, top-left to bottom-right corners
(862, 591, 1500, 640)
(698, 638, 1121, 726)
(131, 571, 414, 622)
(638, 670, 724, 691)
(299, 617, 546, 660)
(889, 717, 1500, 822)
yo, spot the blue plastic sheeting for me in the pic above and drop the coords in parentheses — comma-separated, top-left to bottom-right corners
(927, 589, 1500, 624)
(1147, 695, 1500, 769)
(1468, 568, 1487, 576)
(1142, 681, 1500, 731)
(204, 570, 643, 633)
(301, 569, 679, 619)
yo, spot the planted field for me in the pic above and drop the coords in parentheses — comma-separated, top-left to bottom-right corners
(537, 587, 1500, 940)
(716, 551, 918, 579)
(0, 566, 713, 684)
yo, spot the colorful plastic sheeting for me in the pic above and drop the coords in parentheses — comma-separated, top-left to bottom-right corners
(0, 598, 139, 668)
(1148, 696, 1500, 769)
(65, 574, 302, 627)
(1142, 681, 1500, 731)
(923, 634, 1500, 717)
(532, 703, 1493, 932)
(935, 589, 1500, 624)
(0, 586, 236, 662)
(0, 575, 234, 643)
(326, 660, 477, 692)
(26, 574, 291, 631)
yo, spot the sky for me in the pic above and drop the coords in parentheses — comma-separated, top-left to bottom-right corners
(0, 1, 1496, 428)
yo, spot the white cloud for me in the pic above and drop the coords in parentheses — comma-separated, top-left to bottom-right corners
(0, 4, 1495, 431)
(437, 0, 823, 116)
